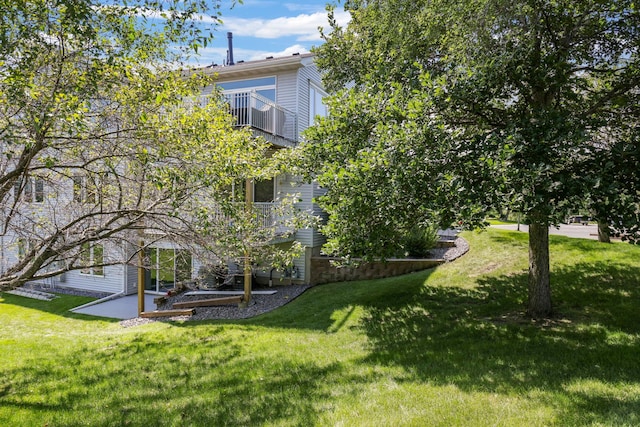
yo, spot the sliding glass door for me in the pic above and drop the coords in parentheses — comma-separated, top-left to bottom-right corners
(144, 248, 192, 293)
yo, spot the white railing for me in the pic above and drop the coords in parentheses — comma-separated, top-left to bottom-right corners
(210, 202, 292, 237)
(222, 91, 298, 142)
(252, 202, 277, 231)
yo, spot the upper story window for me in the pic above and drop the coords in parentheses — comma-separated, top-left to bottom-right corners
(217, 77, 276, 101)
(14, 176, 45, 203)
(72, 175, 97, 204)
(309, 82, 327, 125)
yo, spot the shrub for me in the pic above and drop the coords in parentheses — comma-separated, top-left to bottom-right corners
(401, 225, 439, 258)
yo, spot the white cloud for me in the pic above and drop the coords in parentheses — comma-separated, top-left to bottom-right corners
(171, 6, 351, 66)
(222, 10, 350, 41)
(283, 2, 325, 13)
(246, 44, 310, 61)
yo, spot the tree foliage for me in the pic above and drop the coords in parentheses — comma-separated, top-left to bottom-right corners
(0, 0, 304, 290)
(304, 0, 640, 317)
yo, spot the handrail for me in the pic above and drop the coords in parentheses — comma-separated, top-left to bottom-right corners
(222, 91, 298, 142)
(209, 201, 292, 237)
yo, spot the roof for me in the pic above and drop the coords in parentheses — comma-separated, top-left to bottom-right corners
(185, 53, 316, 80)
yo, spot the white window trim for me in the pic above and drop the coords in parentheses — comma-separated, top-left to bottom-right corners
(309, 81, 328, 126)
(79, 243, 105, 277)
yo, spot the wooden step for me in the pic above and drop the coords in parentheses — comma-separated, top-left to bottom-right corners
(173, 295, 243, 309)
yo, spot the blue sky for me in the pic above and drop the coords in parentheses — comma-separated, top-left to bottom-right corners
(196, 0, 351, 65)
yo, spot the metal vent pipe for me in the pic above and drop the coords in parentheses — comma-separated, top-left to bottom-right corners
(227, 32, 235, 65)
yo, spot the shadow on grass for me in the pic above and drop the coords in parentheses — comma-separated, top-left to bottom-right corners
(0, 325, 355, 426)
(2, 229, 639, 425)
(356, 258, 640, 425)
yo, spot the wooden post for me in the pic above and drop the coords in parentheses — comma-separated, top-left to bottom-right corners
(137, 240, 145, 316)
(243, 178, 253, 305)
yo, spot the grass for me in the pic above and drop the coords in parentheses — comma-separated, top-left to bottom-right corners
(1, 228, 639, 426)
(486, 217, 519, 225)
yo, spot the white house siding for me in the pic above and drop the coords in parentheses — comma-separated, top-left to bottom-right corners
(310, 182, 329, 248)
(59, 240, 129, 294)
(0, 233, 21, 277)
(294, 59, 328, 253)
(124, 263, 138, 295)
(296, 58, 324, 134)
(56, 263, 125, 294)
(201, 84, 215, 97)
(1, 225, 128, 295)
(275, 71, 298, 116)
(124, 242, 139, 295)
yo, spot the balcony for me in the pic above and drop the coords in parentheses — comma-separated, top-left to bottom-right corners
(254, 202, 292, 237)
(209, 201, 294, 240)
(223, 91, 298, 146)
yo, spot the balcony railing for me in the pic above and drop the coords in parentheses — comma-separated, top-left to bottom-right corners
(223, 91, 298, 142)
(210, 202, 292, 238)
(256, 202, 294, 238)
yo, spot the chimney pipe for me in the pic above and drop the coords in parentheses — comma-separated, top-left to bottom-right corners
(226, 32, 234, 66)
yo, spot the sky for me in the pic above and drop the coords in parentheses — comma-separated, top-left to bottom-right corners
(194, 0, 351, 66)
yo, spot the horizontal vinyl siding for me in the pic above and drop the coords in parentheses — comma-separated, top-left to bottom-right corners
(60, 264, 125, 294)
(275, 71, 298, 114)
(296, 60, 323, 134)
(201, 84, 216, 97)
(121, 242, 139, 295)
(277, 175, 325, 250)
(277, 175, 315, 247)
(297, 60, 327, 248)
(124, 263, 138, 295)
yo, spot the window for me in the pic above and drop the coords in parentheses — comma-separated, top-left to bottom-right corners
(309, 83, 327, 125)
(80, 243, 104, 276)
(144, 248, 192, 292)
(14, 177, 45, 203)
(225, 179, 275, 203)
(218, 77, 276, 101)
(254, 178, 275, 203)
(17, 238, 34, 261)
(72, 175, 97, 204)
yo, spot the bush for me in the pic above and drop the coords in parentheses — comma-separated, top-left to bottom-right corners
(401, 225, 439, 258)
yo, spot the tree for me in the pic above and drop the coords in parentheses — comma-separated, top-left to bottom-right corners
(0, 0, 304, 290)
(303, 0, 640, 317)
(585, 123, 640, 243)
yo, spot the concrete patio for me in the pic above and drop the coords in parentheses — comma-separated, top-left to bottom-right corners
(71, 293, 158, 320)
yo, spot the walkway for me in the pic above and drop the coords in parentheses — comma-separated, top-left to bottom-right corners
(491, 223, 599, 240)
(72, 294, 158, 320)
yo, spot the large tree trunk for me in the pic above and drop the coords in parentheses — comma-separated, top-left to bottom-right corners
(528, 221, 552, 318)
(597, 220, 611, 243)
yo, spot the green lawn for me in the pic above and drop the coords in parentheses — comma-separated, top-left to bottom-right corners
(1, 229, 639, 426)
(486, 217, 519, 225)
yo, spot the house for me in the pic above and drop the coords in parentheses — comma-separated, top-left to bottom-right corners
(196, 52, 328, 288)
(1, 51, 328, 296)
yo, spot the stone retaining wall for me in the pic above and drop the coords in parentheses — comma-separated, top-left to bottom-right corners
(309, 257, 445, 285)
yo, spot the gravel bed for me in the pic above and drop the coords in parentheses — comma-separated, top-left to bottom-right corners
(119, 284, 309, 328)
(166, 284, 310, 321)
(440, 236, 470, 261)
(119, 236, 468, 328)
